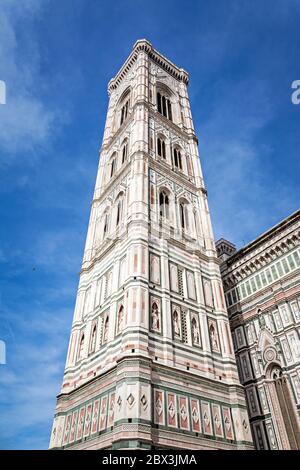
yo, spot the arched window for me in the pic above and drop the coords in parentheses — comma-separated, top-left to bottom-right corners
(90, 324, 97, 353)
(121, 141, 128, 164)
(157, 91, 172, 121)
(110, 157, 116, 178)
(115, 192, 124, 228)
(179, 201, 188, 229)
(120, 100, 129, 126)
(103, 212, 109, 239)
(117, 304, 124, 333)
(78, 333, 85, 360)
(103, 316, 109, 343)
(159, 190, 169, 219)
(116, 200, 122, 227)
(157, 137, 166, 159)
(173, 148, 182, 170)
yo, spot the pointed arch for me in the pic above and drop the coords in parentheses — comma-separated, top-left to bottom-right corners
(156, 82, 180, 124)
(157, 134, 166, 159)
(110, 151, 117, 178)
(159, 189, 170, 219)
(78, 332, 85, 360)
(89, 323, 97, 354)
(121, 138, 128, 164)
(173, 146, 182, 170)
(103, 315, 109, 343)
(116, 303, 125, 334)
(178, 197, 189, 230)
(114, 191, 125, 228)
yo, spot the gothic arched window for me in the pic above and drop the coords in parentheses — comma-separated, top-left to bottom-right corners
(78, 333, 85, 360)
(117, 304, 124, 333)
(103, 316, 109, 343)
(157, 91, 172, 121)
(157, 137, 166, 159)
(103, 211, 109, 239)
(179, 201, 188, 230)
(116, 200, 122, 227)
(121, 141, 128, 164)
(120, 100, 129, 126)
(173, 148, 182, 170)
(90, 324, 97, 353)
(159, 190, 169, 219)
(110, 156, 116, 178)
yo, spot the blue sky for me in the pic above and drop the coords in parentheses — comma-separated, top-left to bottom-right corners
(0, 0, 299, 449)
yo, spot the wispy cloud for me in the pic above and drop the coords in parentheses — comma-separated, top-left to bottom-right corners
(0, 0, 65, 159)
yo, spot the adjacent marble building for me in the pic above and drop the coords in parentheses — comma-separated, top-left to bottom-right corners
(217, 210, 300, 449)
(49, 40, 253, 450)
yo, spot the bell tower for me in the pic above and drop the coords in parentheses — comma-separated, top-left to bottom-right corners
(50, 40, 253, 450)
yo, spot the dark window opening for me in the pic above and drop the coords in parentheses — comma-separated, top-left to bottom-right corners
(173, 148, 182, 169)
(157, 91, 172, 121)
(159, 191, 169, 218)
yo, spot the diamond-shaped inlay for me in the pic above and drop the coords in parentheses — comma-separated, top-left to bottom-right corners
(214, 413, 221, 429)
(224, 416, 231, 431)
(180, 404, 187, 421)
(192, 407, 199, 423)
(203, 411, 209, 426)
(117, 396, 122, 409)
(140, 394, 148, 409)
(243, 419, 248, 431)
(155, 398, 163, 416)
(127, 393, 135, 407)
(168, 401, 175, 418)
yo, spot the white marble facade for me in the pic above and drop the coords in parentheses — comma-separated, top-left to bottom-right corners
(50, 40, 253, 450)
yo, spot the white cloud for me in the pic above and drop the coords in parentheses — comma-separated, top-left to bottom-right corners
(0, 1, 61, 159)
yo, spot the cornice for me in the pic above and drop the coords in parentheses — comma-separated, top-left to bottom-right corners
(229, 273, 300, 326)
(223, 210, 300, 270)
(221, 219, 300, 288)
(108, 39, 189, 95)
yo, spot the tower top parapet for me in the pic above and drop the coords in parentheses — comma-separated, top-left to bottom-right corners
(108, 39, 189, 94)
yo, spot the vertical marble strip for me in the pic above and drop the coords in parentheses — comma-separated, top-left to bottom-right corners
(99, 395, 108, 431)
(190, 398, 201, 433)
(62, 413, 72, 445)
(222, 406, 234, 440)
(141, 288, 146, 324)
(154, 389, 165, 425)
(107, 393, 115, 428)
(179, 396, 190, 430)
(132, 287, 137, 322)
(91, 399, 100, 435)
(167, 392, 177, 428)
(212, 404, 224, 438)
(201, 401, 213, 436)
(83, 403, 92, 438)
(69, 410, 78, 443)
(76, 406, 86, 441)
